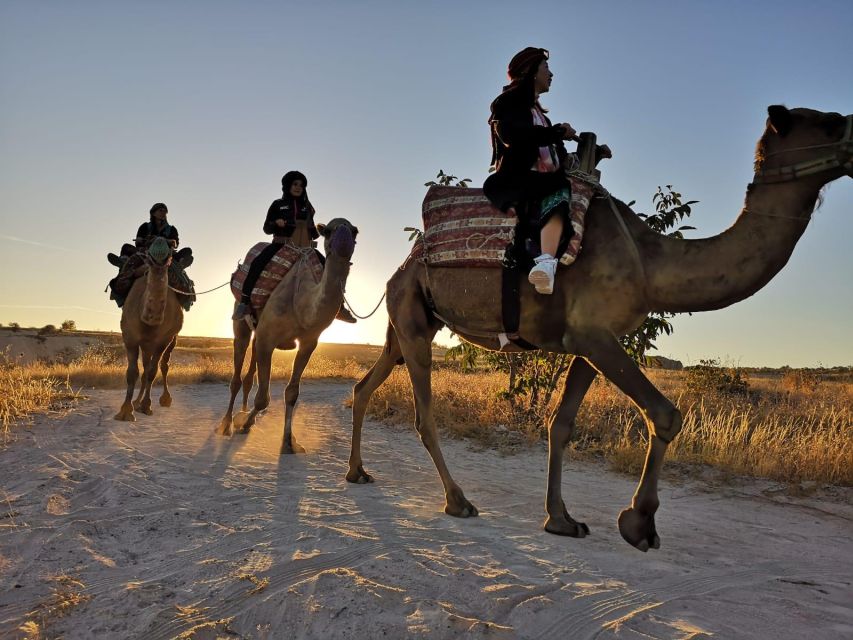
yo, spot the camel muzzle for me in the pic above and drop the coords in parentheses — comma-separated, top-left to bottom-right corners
(330, 225, 355, 258)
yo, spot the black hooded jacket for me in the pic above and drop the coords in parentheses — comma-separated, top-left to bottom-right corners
(483, 87, 570, 212)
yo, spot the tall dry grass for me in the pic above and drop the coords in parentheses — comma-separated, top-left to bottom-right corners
(366, 366, 853, 486)
(0, 353, 79, 439)
(4, 343, 851, 486)
(1, 344, 367, 436)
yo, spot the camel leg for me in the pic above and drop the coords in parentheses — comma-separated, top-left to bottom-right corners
(159, 335, 176, 407)
(280, 339, 317, 454)
(240, 337, 257, 412)
(241, 336, 274, 433)
(347, 324, 403, 483)
(544, 356, 596, 537)
(397, 321, 478, 518)
(115, 344, 140, 421)
(133, 350, 155, 409)
(578, 330, 682, 552)
(218, 322, 252, 436)
(136, 346, 166, 416)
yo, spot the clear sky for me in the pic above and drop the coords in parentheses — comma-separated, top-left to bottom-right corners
(1, 0, 851, 367)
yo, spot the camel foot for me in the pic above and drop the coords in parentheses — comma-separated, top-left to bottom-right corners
(233, 412, 249, 430)
(444, 488, 478, 518)
(280, 440, 306, 455)
(618, 507, 660, 552)
(138, 405, 153, 416)
(544, 511, 590, 537)
(113, 406, 136, 422)
(159, 394, 172, 407)
(216, 418, 233, 436)
(345, 465, 375, 484)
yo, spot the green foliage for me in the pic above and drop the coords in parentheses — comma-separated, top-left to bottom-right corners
(686, 359, 750, 396)
(425, 169, 471, 188)
(640, 185, 697, 238)
(621, 185, 698, 364)
(61, 319, 76, 332)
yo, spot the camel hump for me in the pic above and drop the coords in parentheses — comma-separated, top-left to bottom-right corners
(231, 242, 323, 313)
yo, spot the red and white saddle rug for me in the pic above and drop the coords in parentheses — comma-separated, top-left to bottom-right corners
(230, 243, 323, 312)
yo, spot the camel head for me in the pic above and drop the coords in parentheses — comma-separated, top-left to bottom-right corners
(147, 236, 173, 267)
(756, 106, 853, 180)
(316, 218, 358, 260)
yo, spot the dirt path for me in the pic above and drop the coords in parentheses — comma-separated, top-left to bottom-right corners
(1, 382, 851, 639)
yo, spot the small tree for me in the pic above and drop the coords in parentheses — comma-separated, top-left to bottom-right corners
(61, 319, 77, 332)
(620, 185, 697, 364)
(9, 322, 20, 332)
(425, 169, 471, 188)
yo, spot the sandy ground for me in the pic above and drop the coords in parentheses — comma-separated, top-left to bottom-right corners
(1, 382, 851, 639)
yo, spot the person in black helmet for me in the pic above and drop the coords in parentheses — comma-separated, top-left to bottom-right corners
(107, 202, 194, 307)
(107, 202, 193, 268)
(232, 172, 356, 323)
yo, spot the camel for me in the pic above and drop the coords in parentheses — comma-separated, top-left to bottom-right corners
(114, 237, 184, 421)
(348, 106, 853, 551)
(218, 218, 359, 454)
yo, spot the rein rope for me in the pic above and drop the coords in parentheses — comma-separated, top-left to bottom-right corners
(340, 283, 386, 319)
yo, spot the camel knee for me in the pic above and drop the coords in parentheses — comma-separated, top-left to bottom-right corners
(284, 384, 299, 406)
(548, 418, 576, 449)
(647, 404, 682, 443)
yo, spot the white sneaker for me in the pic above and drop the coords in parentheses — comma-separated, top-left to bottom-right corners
(528, 254, 557, 294)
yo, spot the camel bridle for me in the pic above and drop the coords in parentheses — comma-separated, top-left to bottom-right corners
(754, 114, 853, 184)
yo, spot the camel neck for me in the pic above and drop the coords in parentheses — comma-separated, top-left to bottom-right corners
(644, 177, 823, 313)
(306, 253, 350, 321)
(141, 264, 170, 325)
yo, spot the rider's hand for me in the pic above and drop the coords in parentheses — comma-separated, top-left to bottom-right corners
(598, 144, 613, 159)
(558, 123, 576, 140)
(275, 218, 286, 228)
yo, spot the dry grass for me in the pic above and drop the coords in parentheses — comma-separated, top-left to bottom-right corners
(20, 574, 91, 639)
(0, 353, 79, 440)
(4, 337, 851, 487)
(366, 366, 853, 486)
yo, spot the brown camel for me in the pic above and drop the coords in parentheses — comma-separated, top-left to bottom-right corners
(218, 218, 358, 454)
(114, 237, 183, 421)
(348, 106, 853, 551)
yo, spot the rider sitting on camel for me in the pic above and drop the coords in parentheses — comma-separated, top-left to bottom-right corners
(107, 202, 195, 308)
(483, 47, 611, 295)
(232, 171, 356, 324)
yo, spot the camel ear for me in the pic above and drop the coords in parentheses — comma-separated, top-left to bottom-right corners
(316, 223, 328, 237)
(768, 105, 793, 137)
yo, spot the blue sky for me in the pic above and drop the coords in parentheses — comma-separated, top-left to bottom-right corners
(1, 1, 851, 366)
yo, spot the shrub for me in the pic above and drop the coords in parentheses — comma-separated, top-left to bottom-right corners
(9, 322, 20, 332)
(38, 324, 59, 336)
(60, 320, 76, 332)
(686, 359, 750, 396)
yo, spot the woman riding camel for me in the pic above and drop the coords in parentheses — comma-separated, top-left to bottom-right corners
(232, 171, 356, 323)
(483, 47, 611, 295)
(108, 202, 193, 268)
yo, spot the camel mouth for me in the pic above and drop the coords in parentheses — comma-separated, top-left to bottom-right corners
(330, 225, 355, 257)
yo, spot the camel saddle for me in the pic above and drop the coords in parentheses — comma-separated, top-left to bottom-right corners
(408, 178, 598, 351)
(108, 253, 196, 311)
(230, 242, 323, 313)
(414, 180, 596, 268)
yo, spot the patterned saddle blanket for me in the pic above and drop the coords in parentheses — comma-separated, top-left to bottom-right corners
(230, 242, 323, 313)
(411, 180, 597, 268)
(109, 255, 195, 311)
